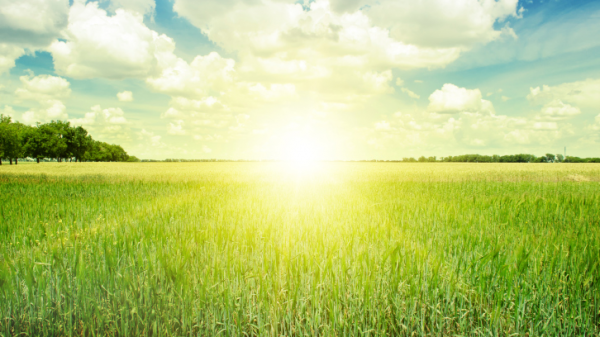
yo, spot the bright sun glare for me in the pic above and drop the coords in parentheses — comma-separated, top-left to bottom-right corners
(281, 134, 323, 166)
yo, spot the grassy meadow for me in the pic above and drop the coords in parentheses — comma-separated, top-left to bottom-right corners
(0, 162, 599, 336)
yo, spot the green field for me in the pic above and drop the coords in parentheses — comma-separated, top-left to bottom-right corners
(0, 163, 599, 336)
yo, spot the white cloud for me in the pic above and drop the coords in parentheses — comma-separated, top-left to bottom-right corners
(0, 0, 67, 74)
(117, 91, 134, 102)
(375, 120, 391, 130)
(173, 0, 464, 71)
(173, 0, 520, 78)
(0, 44, 25, 75)
(102, 0, 156, 16)
(329, 0, 519, 48)
(168, 120, 186, 135)
(137, 129, 164, 147)
(70, 105, 131, 142)
(503, 129, 530, 145)
(362, 70, 394, 94)
(367, 83, 580, 152)
(161, 96, 227, 119)
(146, 52, 236, 98)
(193, 134, 223, 142)
(538, 100, 581, 120)
(0, 0, 69, 47)
(0, 105, 15, 119)
(21, 101, 67, 125)
(15, 73, 71, 101)
(401, 87, 420, 99)
(428, 84, 490, 114)
(592, 114, 600, 131)
(533, 122, 558, 130)
(528, 78, 600, 108)
(49, 1, 173, 79)
(245, 83, 297, 101)
(15, 72, 71, 124)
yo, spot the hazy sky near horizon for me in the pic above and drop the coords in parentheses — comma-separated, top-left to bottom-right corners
(1, 0, 599, 160)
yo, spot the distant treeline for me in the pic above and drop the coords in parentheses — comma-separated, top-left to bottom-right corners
(398, 153, 600, 163)
(157, 155, 600, 163)
(0, 115, 138, 165)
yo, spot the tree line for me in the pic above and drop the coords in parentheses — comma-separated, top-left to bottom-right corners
(400, 153, 600, 163)
(0, 115, 138, 165)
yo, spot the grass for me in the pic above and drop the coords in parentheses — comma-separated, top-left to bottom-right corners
(0, 162, 599, 336)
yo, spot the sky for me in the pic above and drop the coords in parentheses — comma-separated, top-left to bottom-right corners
(1, 0, 599, 160)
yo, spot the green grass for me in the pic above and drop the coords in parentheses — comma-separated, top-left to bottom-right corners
(0, 163, 599, 336)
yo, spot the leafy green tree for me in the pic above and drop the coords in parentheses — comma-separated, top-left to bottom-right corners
(23, 123, 66, 163)
(546, 153, 555, 163)
(0, 115, 20, 165)
(23, 125, 45, 163)
(556, 154, 564, 163)
(47, 121, 72, 161)
(68, 126, 92, 162)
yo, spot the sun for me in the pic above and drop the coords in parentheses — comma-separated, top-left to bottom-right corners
(282, 134, 322, 164)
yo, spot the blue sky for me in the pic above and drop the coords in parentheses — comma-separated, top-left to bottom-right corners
(1, 0, 599, 159)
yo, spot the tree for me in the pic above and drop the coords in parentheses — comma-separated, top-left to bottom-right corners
(0, 115, 8, 164)
(43, 123, 68, 161)
(23, 126, 45, 163)
(69, 126, 92, 162)
(0, 115, 19, 165)
(47, 121, 71, 161)
(556, 154, 564, 163)
(546, 153, 555, 163)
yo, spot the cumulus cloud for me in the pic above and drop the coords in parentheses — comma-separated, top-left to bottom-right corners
(15, 72, 71, 124)
(369, 108, 573, 150)
(0, 44, 25, 75)
(401, 87, 420, 99)
(49, 1, 173, 79)
(173, 0, 464, 71)
(358, 0, 520, 48)
(162, 0, 524, 129)
(537, 100, 581, 120)
(138, 129, 163, 146)
(533, 122, 558, 130)
(0, 105, 15, 119)
(428, 84, 491, 114)
(69, 105, 131, 142)
(102, 0, 156, 16)
(146, 52, 235, 98)
(244, 83, 297, 101)
(15, 73, 71, 100)
(0, 0, 67, 74)
(366, 81, 582, 153)
(117, 91, 134, 102)
(167, 120, 186, 135)
(173, 0, 520, 73)
(528, 78, 600, 108)
(592, 114, 600, 131)
(362, 70, 394, 94)
(21, 101, 68, 125)
(0, 0, 69, 46)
